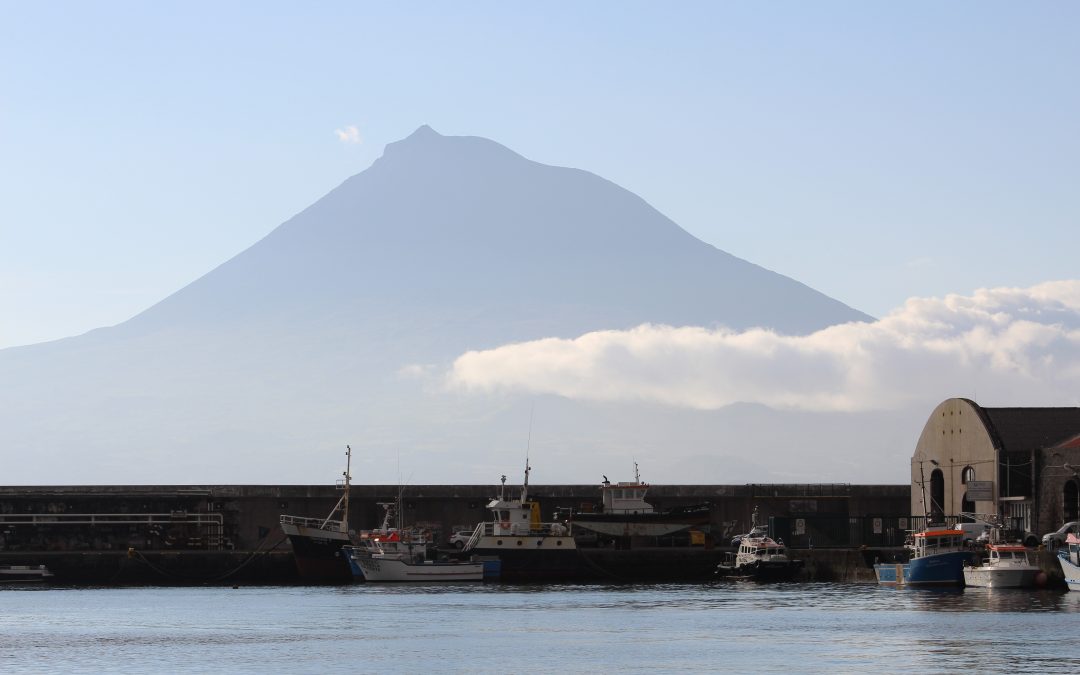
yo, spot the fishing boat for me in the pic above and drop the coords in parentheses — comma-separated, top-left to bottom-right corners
(571, 464, 711, 538)
(0, 564, 53, 583)
(279, 446, 355, 584)
(1056, 533, 1080, 591)
(963, 543, 1040, 588)
(874, 526, 972, 587)
(715, 533, 803, 581)
(340, 501, 437, 581)
(341, 537, 497, 582)
(461, 464, 582, 582)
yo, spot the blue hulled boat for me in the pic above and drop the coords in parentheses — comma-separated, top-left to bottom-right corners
(874, 527, 972, 587)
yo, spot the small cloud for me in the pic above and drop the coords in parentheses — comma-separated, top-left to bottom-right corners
(334, 125, 362, 144)
(906, 256, 934, 269)
(398, 363, 435, 379)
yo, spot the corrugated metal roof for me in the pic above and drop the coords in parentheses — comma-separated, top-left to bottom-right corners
(977, 406, 1080, 453)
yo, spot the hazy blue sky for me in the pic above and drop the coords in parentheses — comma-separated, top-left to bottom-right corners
(2, 2, 1078, 349)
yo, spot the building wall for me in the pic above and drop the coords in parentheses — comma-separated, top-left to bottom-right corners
(910, 398, 998, 520)
(1037, 445, 1080, 531)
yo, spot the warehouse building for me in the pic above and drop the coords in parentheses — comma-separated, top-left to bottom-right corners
(910, 397, 1080, 540)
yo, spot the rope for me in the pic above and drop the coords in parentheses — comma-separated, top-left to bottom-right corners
(125, 528, 289, 584)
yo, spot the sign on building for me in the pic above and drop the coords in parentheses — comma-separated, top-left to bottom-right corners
(967, 481, 993, 501)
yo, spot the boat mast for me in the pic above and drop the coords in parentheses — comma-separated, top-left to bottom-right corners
(342, 445, 352, 533)
(320, 444, 352, 533)
(522, 406, 533, 502)
(522, 456, 531, 503)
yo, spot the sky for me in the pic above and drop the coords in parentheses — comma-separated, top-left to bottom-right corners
(2, 2, 1079, 351)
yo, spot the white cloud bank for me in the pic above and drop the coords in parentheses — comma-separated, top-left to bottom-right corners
(448, 281, 1080, 412)
(334, 125, 362, 144)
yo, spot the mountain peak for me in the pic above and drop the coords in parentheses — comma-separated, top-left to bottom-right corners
(408, 124, 441, 140)
(377, 125, 524, 173)
(388, 124, 444, 150)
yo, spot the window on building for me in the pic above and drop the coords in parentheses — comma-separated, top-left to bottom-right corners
(1065, 480, 1079, 523)
(961, 466, 975, 484)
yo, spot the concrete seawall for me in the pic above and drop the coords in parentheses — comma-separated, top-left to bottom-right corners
(0, 482, 970, 586)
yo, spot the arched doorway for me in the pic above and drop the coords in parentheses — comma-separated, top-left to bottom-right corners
(1065, 480, 1079, 523)
(930, 469, 945, 524)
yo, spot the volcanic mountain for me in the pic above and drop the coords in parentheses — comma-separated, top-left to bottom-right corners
(0, 126, 874, 484)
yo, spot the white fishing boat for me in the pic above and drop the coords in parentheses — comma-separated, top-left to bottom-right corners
(963, 543, 1040, 588)
(1056, 533, 1080, 592)
(341, 501, 449, 581)
(342, 542, 494, 582)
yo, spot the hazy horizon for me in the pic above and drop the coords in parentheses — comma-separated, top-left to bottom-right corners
(2, 3, 1078, 486)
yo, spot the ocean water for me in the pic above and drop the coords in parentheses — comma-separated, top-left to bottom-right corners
(1, 582, 1078, 673)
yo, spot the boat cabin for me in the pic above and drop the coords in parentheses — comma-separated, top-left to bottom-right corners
(911, 528, 966, 557)
(599, 479, 656, 515)
(984, 544, 1032, 566)
(487, 496, 542, 536)
(735, 536, 788, 566)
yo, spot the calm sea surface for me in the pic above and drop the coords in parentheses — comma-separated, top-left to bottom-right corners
(1, 582, 1077, 673)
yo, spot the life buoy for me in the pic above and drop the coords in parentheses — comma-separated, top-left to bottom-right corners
(500, 521, 511, 530)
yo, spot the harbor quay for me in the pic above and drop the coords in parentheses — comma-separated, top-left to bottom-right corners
(0, 481, 1058, 585)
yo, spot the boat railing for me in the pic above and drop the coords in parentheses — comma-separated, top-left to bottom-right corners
(0, 512, 224, 527)
(464, 522, 486, 550)
(469, 521, 570, 540)
(280, 514, 344, 531)
(0, 512, 227, 550)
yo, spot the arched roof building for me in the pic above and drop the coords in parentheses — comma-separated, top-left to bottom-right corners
(911, 398, 1080, 540)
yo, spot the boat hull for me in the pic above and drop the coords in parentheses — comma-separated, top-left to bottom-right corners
(716, 559, 804, 582)
(573, 505, 712, 538)
(353, 556, 487, 582)
(962, 566, 1038, 589)
(280, 522, 353, 584)
(875, 551, 970, 587)
(1058, 552, 1080, 592)
(466, 534, 583, 582)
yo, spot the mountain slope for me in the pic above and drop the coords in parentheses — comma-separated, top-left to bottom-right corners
(0, 127, 877, 484)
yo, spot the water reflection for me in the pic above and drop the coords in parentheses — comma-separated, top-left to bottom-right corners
(4, 583, 1080, 673)
(896, 585, 1079, 613)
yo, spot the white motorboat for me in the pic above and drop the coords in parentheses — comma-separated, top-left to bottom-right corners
(716, 534, 803, 581)
(1056, 533, 1080, 591)
(963, 543, 1040, 588)
(0, 564, 53, 583)
(342, 544, 493, 582)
